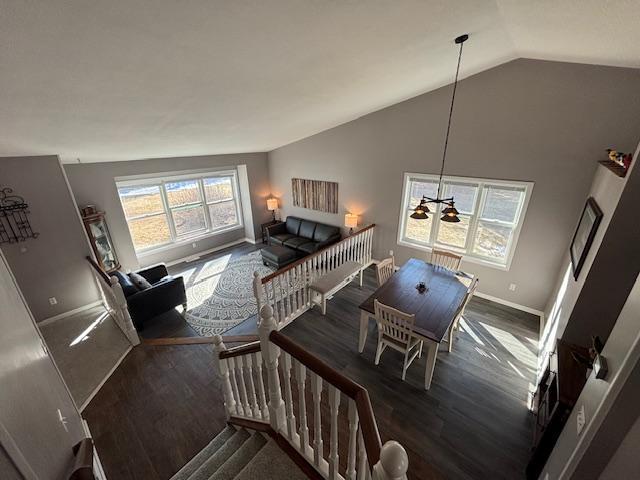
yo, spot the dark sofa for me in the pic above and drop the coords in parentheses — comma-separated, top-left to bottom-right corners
(266, 216, 341, 255)
(87, 257, 187, 331)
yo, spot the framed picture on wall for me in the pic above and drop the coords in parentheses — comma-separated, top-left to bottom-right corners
(570, 197, 603, 280)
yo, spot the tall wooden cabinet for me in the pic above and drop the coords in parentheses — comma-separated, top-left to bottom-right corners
(81, 210, 120, 273)
(526, 339, 590, 479)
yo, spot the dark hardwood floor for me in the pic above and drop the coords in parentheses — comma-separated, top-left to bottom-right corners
(85, 243, 538, 480)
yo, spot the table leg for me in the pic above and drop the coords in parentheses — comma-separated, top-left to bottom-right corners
(424, 339, 439, 390)
(358, 310, 369, 353)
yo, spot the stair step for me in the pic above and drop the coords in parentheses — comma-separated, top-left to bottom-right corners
(188, 429, 251, 480)
(234, 439, 309, 480)
(208, 433, 267, 480)
(170, 426, 236, 480)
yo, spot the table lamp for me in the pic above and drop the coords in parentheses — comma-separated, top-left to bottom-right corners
(267, 198, 278, 221)
(345, 213, 358, 235)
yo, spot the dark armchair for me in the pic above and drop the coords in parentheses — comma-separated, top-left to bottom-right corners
(87, 257, 187, 331)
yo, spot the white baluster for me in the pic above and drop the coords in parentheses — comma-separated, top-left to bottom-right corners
(252, 351, 269, 420)
(213, 335, 236, 418)
(311, 372, 324, 467)
(243, 354, 260, 418)
(347, 399, 359, 480)
(281, 352, 298, 444)
(228, 355, 244, 417)
(328, 385, 341, 479)
(357, 430, 368, 480)
(234, 356, 251, 417)
(294, 361, 310, 456)
(259, 305, 286, 432)
(372, 441, 409, 480)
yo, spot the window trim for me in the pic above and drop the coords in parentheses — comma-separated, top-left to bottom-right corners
(116, 169, 244, 255)
(397, 172, 533, 271)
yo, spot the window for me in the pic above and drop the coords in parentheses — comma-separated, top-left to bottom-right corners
(117, 170, 243, 253)
(398, 173, 532, 269)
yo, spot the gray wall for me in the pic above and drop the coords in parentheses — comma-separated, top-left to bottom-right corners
(64, 152, 271, 269)
(600, 412, 640, 479)
(268, 59, 640, 311)
(0, 155, 98, 321)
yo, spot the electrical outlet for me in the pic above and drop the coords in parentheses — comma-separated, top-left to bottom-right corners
(192, 242, 197, 248)
(48, 297, 57, 305)
(509, 283, 517, 291)
(57, 409, 69, 432)
(19, 246, 28, 253)
(577, 405, 586, 435)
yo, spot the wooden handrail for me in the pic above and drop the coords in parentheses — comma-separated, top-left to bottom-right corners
(261, 224, 376, 284)
(144, 334, 259, 346)
(219, 340, 261, 359)
(86, 256, 110, 285)
(69, 438, 94, 480)
(269, 330, 381, 466)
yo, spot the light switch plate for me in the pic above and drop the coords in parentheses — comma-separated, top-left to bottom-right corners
(577, 405, 586, 435)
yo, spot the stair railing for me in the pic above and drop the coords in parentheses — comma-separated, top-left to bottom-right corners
(213, 303, 408, 480)
(253, 224, 376, 329)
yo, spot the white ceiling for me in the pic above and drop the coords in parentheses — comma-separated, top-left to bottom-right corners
(1, 0, 638, 163)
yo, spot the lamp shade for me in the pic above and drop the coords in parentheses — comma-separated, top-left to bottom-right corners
(345, 213, 359, 229)
(266, 198, 278, 211)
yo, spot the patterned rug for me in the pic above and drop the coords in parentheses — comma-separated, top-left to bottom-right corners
(183, 251, 274, 336)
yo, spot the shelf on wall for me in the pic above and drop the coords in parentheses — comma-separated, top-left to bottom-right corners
(598, 159, 628, 178)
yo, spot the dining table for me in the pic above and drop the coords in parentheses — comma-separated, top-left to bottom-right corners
(358, 258, 473, 389)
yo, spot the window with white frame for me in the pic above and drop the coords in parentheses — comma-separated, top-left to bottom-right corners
(117, 170, 243, 253)
(398, 173, 533, 268)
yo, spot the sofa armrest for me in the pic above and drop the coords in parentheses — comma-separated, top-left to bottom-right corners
(316, 233, 341, 251)
(136, 264, 169, 284)
(127, 276, 187, 328)
(266, 222, 287, 238)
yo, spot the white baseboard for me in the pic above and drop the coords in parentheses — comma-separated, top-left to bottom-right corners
(79, 345, 132, 412)
(244, 237, 259, 245)
(38, 300, 104, 327)
(165, 238, 252, 267)
(474, 291, 544, 318)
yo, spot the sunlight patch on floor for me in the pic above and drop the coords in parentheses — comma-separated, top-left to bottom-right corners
(69, 311, 110, 347)
(479, 321, 537, 368)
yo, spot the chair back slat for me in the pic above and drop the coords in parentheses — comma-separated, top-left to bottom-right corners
(430, 248, 462, 271)
(375, 253, 395, 286)
(374, 300, 415, 347)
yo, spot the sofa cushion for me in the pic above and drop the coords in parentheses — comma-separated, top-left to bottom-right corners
(129, 272, 153, 291)
(112, 270, 139, 297)
(313, 223, 340, 242)
(270, 233, 295, 246)
(298, 242, 320, 254)
(285, 217, 302, 235)
(283, 237, 312, 249)
(298, 220, 317, 240)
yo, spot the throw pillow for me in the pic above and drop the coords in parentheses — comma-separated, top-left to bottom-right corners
(129, 272, 152, 291)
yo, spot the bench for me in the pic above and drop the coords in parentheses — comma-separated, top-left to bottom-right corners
(309, 261, 363, 315)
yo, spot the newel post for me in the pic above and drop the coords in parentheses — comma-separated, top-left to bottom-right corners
(372, 441, 409, 480)
(213, 334, 236, 419)
(109, 276, 140, 346)
(258, 304, 286, 432)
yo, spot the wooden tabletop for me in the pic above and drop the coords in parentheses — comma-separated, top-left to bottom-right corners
(359, 258, 472, 343)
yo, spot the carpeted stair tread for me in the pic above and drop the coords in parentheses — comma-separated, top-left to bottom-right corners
(170, 426, 236, 480)
(207, 433, 267, 480)
(187, 429, 251, 480)
(234, 439, 309, 480)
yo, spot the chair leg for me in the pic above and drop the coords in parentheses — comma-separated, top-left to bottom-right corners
(359, 269, 363, 288)
(418, 341, 423, 359)
(321, 296, 327, 315)
(402, 349, 410, 381)
(182, 303, 188, 316)
(448, 325, 454, 353)
(374, 341, 384, 365)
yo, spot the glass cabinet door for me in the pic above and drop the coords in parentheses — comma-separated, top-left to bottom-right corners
(86, 216, 119, 272)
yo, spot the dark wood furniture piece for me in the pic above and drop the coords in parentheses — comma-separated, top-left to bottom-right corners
(82, 211, 120, 273)
(358, 258, 472, 389)
(261, 219, 283, 243)
(526, 339, 590, 480)
(598, 159, 628, 178)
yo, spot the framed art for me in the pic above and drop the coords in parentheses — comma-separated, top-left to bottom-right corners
(570, 197, 603, 280)
(291, 178, 338, 213)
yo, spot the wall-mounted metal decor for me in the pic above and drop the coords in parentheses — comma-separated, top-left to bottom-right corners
(0, 187, 39, 243)
(291, 178, 339, 214)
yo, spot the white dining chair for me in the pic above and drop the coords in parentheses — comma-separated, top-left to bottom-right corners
(447, 277, 479, 352)
(373, 299, 423, 381)
(430, 248, 462, 271)
(375, 250, 395, 286)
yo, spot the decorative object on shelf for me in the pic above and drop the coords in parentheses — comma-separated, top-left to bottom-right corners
(599, 148, 633, 178)
(344, 213, 358, 234)
(0, 187, 39, 244)
(291, 178, 338, 213)
(410, 34, 471, 224)
(569, 197, 603, 280)
(81, 208, 120, 273)
(266, 197, 278, 221)
(416, 281, 427, 294)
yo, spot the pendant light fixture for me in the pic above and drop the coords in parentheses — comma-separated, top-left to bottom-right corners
(411, 33, 469, 223)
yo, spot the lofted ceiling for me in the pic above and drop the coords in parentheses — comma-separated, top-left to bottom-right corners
(1, 0, 639, 163)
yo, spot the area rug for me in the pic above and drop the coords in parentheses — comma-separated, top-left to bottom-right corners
(184, 251, 274, 336)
